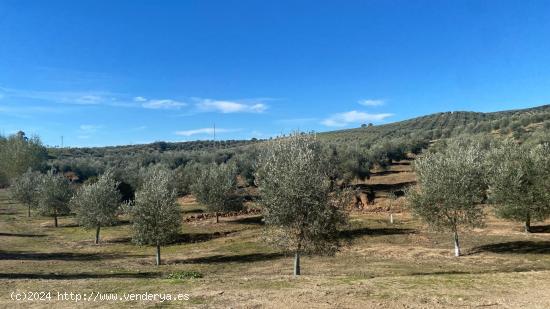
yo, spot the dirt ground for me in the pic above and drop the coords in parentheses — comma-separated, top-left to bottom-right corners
(1, 188, 550, 308)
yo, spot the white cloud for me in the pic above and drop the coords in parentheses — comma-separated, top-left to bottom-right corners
(142, 99, 187, 110)
(321, 110, 393, 127)
(133, 96, 147, 102)
(175, 127, 240, 136)
(358, 99, 385, 107)
(195, 99, 268, 113)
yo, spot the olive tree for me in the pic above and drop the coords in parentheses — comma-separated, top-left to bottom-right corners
(10, 169, 43, 217)
(407, 141, 487, 257)
(37, 170, 74, 227)
(129, 168, 181, 266)
(255, 133, 349, 275)
(174, 162, 201, 196)
(0, 132, 47, 184)
(71, 170, 121, 244)
(488, 141, 550, 233)
(191, 162, 242, 223)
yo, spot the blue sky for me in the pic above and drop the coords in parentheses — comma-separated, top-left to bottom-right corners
(1, 1, 550, 147)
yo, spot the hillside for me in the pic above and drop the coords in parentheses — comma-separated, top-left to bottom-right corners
(52, 104, 550, 159)
(320, 104, 550, 145)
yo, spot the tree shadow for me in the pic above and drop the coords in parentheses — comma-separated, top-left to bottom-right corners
(469, 241, 550, 255)
(340, 227, 416, 239)
(0, 272, 161, 280)
(182, 209, 204, 214)
(229, 216, 264, 225)
(53, 223, 79, 228)
(111, 219, 131, 226)
(0, 209, 21, 215)
(530, 225, 550, 233)
(354, 182, 416, 192)
(170, 252, 284, 264)
(174, 231, 235, 244)
(409, 270, 467, 276)
(0, 250, 144, 261)
(0, 232, 47, 238)
(370, 170, 403, 176)
(105, 236, 133, 244)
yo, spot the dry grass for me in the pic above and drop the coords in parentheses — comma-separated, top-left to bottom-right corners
(1, 189, 550, 308)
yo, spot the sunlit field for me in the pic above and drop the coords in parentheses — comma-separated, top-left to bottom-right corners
(2, 188, 550, 308)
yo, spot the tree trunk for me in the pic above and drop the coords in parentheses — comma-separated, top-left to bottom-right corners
(524, 215, 531, 233)
(293, 250, 301, 276)
(156, 243, 161, 266)
(54, 214, 58, 228)
(95, 225, 101, 244)
(453, 230, 461, 257)
(390, 213, 394, 224)
(28, 205, 31, 217)
(216, 212, 219, 223)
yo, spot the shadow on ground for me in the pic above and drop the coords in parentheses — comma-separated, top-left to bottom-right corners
(0, 232, 47, 237)
(407, 267, 544, 276)
(0, 272, 161, 280)
(340, 227, 416, 239)
(530, 225, 550, 233)
(170, 252, 285, 264)
(105, 231, 236, 245)
(470, 241, 550, 255)
(175, 231, 235, 244)
(0, 250, 146, 261)
(229, 216, 264, 225)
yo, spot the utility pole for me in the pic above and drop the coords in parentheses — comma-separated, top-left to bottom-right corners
(61, 136, 64, 149)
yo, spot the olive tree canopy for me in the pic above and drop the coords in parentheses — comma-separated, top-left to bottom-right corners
(255, 133, 349, 275)
(37, 170, 74, 228)
(191, 162, 242, 223)
(71, 170, 121, 244)
(488, 141, 550, 233)
(0, 132, 47, 186)
(10, 169, 43, 217)
(129, 167, 181, 266)
(407, 140, 487, 257)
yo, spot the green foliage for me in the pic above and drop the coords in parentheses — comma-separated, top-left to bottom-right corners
(129, 167, 181, 246)
(10, 169, 44, 216)
(37, 170, 74, 226)
(323, 144, 371, 187)
(191, 162, 242, 215)
(231, 146, 259, 186)
(71, 169, 121, 229)
(255, 133, 349, 255)
(0, 131, 47, 185)
(320, 105, 550, 148)
(167, 271, 203, 279)
(487, 141, 550, 231)
(174, 162, 201, 196)
(407, 140, 487, 233)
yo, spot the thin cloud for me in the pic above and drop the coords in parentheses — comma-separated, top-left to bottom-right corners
(321, 110, 393, 127)
(141, 99, 187, 110)
(195, 98, 268, 113)
(358, 99, 385, 107)
(174, 127, 241, 136)
(133, 96, 147, 102)
(0, 87, 111, 105)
